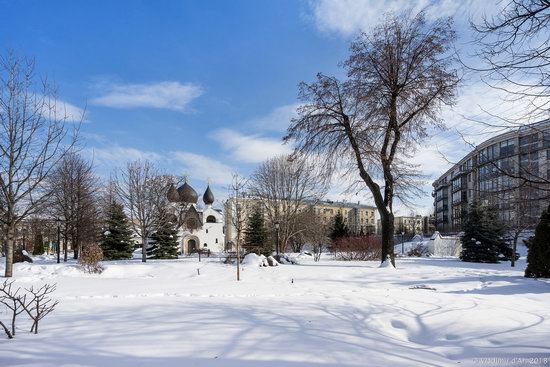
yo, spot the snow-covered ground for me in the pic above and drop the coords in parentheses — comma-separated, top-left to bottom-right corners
(1, 254, 549, 367)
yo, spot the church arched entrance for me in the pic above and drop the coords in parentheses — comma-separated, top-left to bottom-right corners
(183, 235, 200, 254)
(188, 239, 196, 252)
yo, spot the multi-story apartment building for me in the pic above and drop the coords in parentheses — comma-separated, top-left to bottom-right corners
(224, 197, 376, 245)
(376, 215, 429, 235)
(313, 200, 376, 234)
(433, 120, 550, 233)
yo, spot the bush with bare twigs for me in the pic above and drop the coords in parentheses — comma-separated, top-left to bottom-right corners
(407, 244, 429, 257)
(79, 243, 104, 274)
(332, 236, 382, 261)
(0, 280, 59, 338)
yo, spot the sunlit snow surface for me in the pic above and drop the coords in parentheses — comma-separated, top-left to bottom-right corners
(1, 254, 549, 367)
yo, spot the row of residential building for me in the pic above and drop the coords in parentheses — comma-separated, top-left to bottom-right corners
(433, 120, 550, 233)
(223, 197, 378, 245)
(16, 119, 546, 256)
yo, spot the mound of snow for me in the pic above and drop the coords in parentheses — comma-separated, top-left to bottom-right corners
(378, 258, 395, 270)
(267, 256, 279, 266)
(242, 253, 265, 267)
(101, 264, 154, 278)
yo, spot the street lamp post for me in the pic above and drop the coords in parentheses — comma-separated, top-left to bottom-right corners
(274, 221, 280, 259)
(401, 231, 405, 255)
(56, 218, 61, 264)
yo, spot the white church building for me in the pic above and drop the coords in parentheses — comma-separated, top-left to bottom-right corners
(165, 181, 225, 254)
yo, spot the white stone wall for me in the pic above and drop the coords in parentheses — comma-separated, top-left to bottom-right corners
(179, 206, 225, 253)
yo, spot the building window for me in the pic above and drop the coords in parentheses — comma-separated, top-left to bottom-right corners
(520, 151, 539, 173)
(499, 139, 515, 156)
(519, 133, 539, 152)
(543, 131, 550, 148)
(479, 144, 498, 163)
(215, 238, 218, 243)
(499, 158, 515, 174)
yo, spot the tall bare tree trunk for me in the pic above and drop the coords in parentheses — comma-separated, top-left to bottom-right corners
(236, 233, 241, 281)
(141, 235, 147, 262)
(511, 231, 520, 267)
(5, 224, 15, 277)
(380, 211, 395, 264)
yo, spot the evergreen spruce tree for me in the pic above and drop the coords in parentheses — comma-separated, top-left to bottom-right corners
(525, 205, 550, 278)
(460, 202, 503, 263)
(243, 206, 271, 256)
(101, 202, 134, 260)
(151, 219, 179, 259)
(32, 232, 44, 255)
(329, 212, 349, 252)
(330, 212, 349, 241)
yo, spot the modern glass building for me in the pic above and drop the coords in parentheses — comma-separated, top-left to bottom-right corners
(432, 121, 550, 233)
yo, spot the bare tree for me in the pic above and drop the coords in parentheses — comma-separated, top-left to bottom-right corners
(47, 152, 100, 260)
(471, 0, 550, 123)
(0, 280, 26, 337)
(116, 160, 168, 262)
(225, 173, 249, 281)
(300, 208, 330, 261)
(249, 155, 327, 255)
(285, 12, 459, 266)
(19, 283, 59, 334)
(455, 1, 550, 209)
(0, 53, 80, 277)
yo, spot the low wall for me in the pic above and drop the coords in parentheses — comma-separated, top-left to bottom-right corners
(428, 231, 462, 257)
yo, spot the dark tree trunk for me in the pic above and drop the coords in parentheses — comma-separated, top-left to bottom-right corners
(63, 236, 68, 262)
(0, 321, 13, 339)
(141, 235, 147, 263)
(380, 211, 395, 266)
(511, 231, 520, 267)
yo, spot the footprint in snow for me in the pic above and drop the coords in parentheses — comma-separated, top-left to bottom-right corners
(391, 320, 407, 329)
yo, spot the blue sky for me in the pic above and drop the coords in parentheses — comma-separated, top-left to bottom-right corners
(0, 0, 506, 214)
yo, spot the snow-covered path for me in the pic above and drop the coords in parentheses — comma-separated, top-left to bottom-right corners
(1, 256, 549, 366)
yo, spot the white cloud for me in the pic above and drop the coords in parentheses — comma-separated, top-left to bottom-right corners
(56, 99, 87, 122)
(307, 0, 496, 37)
(87, 146, 162, 168)
(210, 128, 292, 163)
(38, 96, 86, 122)
(85, 145, 237, 188)
(248, 103, 300, 132)
(90, 81, 202, 112)
(170, 151, 235, 186)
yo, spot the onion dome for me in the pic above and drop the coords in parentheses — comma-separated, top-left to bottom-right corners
(167, 183, 180, 203)
(177, 181, 198, 204)
(203, 185, 214, 205)
(183, 205, 202, 231)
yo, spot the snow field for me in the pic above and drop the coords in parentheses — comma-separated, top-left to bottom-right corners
(0, 255, 549, 367)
